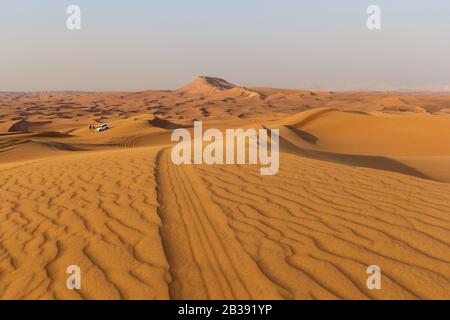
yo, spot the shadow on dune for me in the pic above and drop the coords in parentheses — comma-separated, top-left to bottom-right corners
(0, 138, 88, 153)
(148, 116, 192, 130)
(275, 131, 432, 181)
(0, 139, 27, 153)
(31, 132, 74, 139)
(32, 141, 88, 152)
(0, 131, 73, 139)
(8, 120, 52, 133)
(286, 126, 319, 144)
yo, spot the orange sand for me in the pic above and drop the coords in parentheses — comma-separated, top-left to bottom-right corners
(0, 77, 449, 299)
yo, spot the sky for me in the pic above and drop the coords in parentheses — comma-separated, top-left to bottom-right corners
(1, 0, 450, 91)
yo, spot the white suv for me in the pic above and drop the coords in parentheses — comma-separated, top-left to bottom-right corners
(96, 124, 110, 132)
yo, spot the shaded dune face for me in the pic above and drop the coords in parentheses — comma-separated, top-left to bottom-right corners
(8, 119, 53, 133)
(0, 78, 450, 300)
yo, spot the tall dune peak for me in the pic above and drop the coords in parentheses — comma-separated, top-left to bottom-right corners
(178, 76, 236, 94)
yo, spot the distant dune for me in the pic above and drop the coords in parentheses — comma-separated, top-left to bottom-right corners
(177, 76, 237, 94)
(311, 83, 450, 93)
(0, 77, 449, 300)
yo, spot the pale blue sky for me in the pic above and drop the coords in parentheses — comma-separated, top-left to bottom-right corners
(1, 0, 450, 91)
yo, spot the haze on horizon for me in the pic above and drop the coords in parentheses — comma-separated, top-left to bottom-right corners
(2, 0, 450, 92)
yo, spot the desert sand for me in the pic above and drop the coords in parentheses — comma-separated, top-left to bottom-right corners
(0, 77, 449, 299)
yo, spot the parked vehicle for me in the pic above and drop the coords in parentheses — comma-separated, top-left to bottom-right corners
(96, 124, 110, 132)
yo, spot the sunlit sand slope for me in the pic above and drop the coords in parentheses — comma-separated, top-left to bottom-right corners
(0, 148, 170, 299)
(189, 153, 450, 299)
(1, 144, 449, 299)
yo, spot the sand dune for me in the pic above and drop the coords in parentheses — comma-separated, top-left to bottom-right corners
(277, 108, 450, 182)
(0, 77, 449, 300)
(2, 77, 450, 134)
(8, 119, 53, 133)
(177, 76, 237, 95)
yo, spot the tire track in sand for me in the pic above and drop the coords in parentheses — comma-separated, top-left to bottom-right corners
(155, 148, 284, 299)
